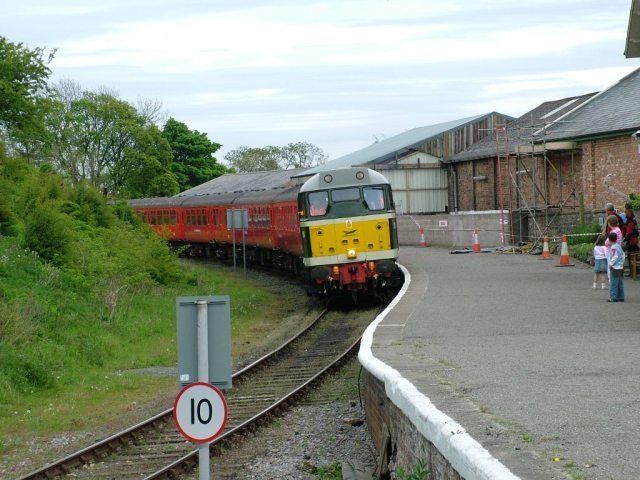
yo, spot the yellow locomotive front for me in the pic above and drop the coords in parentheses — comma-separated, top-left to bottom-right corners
(298, 168, 399, 295)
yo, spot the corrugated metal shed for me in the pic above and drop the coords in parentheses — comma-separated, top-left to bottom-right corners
(382, 169, 448, 214)
(300, 113, 510, 176)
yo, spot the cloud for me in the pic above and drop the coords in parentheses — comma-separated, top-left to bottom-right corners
(52, 2, 623, 73)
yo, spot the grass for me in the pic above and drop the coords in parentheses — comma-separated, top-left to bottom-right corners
(0, 245, 300, 443)
(397, 460, 430, 480)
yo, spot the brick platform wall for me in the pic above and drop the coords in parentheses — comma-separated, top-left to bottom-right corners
(362, 369, 463, 479)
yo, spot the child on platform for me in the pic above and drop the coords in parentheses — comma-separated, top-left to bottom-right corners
(607, 232, 625, 302)
(593, 234, 607, 289)
(604, 215, 622, 252)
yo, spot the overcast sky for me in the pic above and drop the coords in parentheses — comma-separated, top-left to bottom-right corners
(2, 0, 639, 162)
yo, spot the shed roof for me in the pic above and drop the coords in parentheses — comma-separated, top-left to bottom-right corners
(300, 113, 502, 176)
(626, 0, 640, 58)
(449, 92, 597, 163)
(176, 168, 306, 197)
(542, 67, 640, 141)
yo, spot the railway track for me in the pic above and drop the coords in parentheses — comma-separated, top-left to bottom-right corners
(20, 306, 377, 480)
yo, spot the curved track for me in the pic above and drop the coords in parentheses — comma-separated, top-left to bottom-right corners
(21, 306, 376, 480)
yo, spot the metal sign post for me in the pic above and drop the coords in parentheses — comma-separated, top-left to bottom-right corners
(242, 227, 246, 276)
(227, 209, 248, 274)
(196, 301, 209, 480)
(174, 299, 230, 480)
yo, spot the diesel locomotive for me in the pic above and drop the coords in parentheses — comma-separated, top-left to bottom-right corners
(130, 167, 399, 295)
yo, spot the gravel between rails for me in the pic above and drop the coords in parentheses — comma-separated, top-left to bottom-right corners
(185, 360, 377, 480)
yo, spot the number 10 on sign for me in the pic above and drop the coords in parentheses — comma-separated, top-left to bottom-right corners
(173, 382, 228, 444)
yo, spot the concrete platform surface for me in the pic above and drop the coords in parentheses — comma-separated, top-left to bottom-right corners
(373, 247, 640, 480)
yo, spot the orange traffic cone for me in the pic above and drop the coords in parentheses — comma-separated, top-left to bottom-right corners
(541, 236, 551, 260)
(419, 227, 428, 247)
(555, 234, 574, 267)
(472, 228, 481, 253)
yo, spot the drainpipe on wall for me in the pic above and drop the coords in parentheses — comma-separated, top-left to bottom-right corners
(452, 165, 459, 212)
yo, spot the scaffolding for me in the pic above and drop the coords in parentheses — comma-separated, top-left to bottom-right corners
(493, 118, 580, 249)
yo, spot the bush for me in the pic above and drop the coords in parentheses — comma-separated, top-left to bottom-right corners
(568, 223, 600, 245)
(629, 193, 640, 212)
(112, 200, 140, 226)
(66, 183, 114, 228)
(0, 348, 53, 394)
(23, 205, 73, 265)
(0, 195, 17, 235)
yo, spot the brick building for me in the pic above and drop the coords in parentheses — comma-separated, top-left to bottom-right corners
(447, 67, 640, 241)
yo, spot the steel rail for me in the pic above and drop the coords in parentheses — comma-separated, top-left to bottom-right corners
(19, 308, 328, 480)
(144, 333, 363, 479)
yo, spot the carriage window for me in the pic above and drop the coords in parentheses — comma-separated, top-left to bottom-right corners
(309, 191, 329, 217)
(331, 187, 360, 203)
(363, 187, 385, 211)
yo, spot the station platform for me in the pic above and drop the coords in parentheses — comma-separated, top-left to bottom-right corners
(362, 247, 639, 480)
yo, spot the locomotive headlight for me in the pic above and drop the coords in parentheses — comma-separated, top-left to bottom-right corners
(355, 171, 365, 180)
(347, 249, 356, 258)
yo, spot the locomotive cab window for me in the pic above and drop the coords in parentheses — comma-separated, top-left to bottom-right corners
(331, 187, 360, 203)
(363, 187, 385, 211)
(309, 191, 328, 217)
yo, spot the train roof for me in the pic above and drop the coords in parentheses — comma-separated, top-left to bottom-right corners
(128, 197, 183, 207)
(128, 169, 306, 209)
(176, 169, 306, 197)
(299, 167, 389, 193)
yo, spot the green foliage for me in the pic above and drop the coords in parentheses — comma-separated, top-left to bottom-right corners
(23, 205, 72, 266)
(301, 461, 342, 479)
(162, 117, 228, 191)
(629, 193, 640, 212)
(569, 243, 592, 264)
(65, 182, 114, 227)
(0, 194, 17, 235)
(0, 349, 54, 393)
(396, 460, 430, 480)
(224, 141, 328, 172)
(148, 171, 180, 197)
(111, 200, 141, 226)
(568, 223, 600, 245)
(0, 36, 53, 144)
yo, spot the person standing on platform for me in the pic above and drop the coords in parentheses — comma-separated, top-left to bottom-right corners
(607, 232, 625, 302)
(603, 203, 625, 235)
(593, 234, 608, 290)
(622, 203, 638, 275)
(604, 215, 622, 251)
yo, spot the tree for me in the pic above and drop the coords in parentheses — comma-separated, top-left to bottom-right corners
(45, 84, 177, 196)
(0, 36, 54, 156)
(280, 141, 328, 169)
(116, 124, 179, 197)
(162, 117, 228, 191)
(224, 146, 280, 173)
(224, 142, 328, 172)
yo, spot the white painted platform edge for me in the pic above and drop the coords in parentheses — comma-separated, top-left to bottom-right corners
(358, 264, 520, 480)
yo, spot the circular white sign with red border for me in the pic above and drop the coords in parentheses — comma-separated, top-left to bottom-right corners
(173, 382, 228, 443)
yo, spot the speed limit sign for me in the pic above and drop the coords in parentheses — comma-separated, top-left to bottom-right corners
(173, 382, 228, 443)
